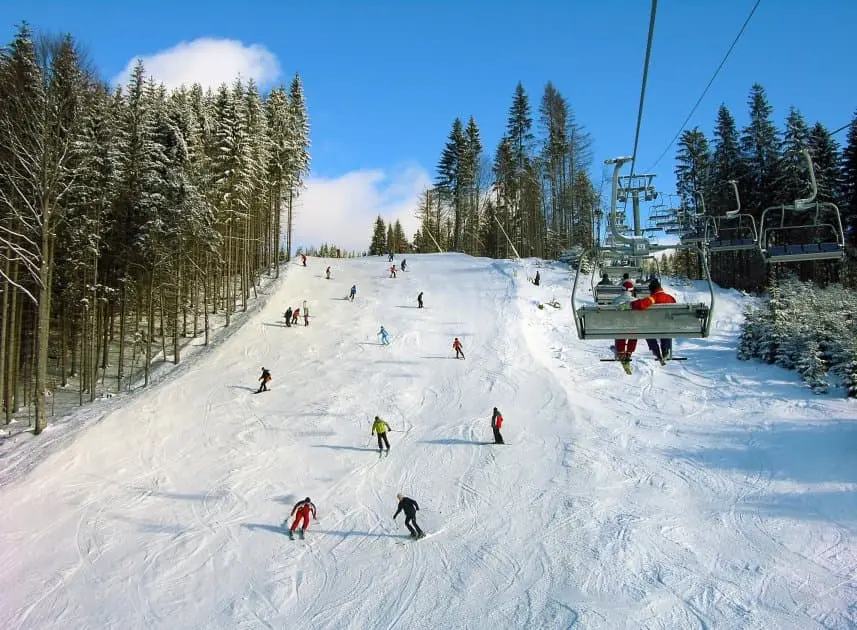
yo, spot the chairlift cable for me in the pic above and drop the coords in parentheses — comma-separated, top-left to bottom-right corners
(630, 0, 659, 177)
(645, 0, 762, 173)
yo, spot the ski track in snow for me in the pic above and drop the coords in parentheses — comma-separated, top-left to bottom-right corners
(1, 254, 856, 629)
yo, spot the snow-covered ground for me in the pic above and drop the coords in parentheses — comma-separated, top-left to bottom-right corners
(1, 253, 855, 629)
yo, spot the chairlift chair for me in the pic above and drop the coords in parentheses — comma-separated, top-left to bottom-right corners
(575, 248, 714, 339)
(704, 180, 760, 253)
(576, 157, 714, 339)
(758, 150, 845, 263)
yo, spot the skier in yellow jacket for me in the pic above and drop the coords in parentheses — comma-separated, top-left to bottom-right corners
(371, 416, 392, 453)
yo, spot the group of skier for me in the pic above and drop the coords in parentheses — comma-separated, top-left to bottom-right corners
(284, 300, 310, 327)
(270, 253, 506, 542)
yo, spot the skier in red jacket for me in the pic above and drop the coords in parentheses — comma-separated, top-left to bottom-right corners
(287, 497, 317, 540)
(452, 337, 465, 359)
(633, 278, 676, 363)
(491, 407, 504, 444)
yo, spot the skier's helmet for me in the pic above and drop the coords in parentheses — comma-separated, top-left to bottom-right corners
(649, 279, 661, 293)
(396, 493, 403, 501)
(304, 497, 311, 503)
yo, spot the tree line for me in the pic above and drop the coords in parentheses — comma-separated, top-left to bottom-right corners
(400, 82, 597, 260)
(673, 83, 857, 291)
(0, 24, 310, 434)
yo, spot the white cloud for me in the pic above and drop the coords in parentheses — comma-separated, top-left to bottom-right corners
(112, 38, 281, 90)
(294, 165, 433, 253)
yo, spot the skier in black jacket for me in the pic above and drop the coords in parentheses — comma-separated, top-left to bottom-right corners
(257, 367, 271, 393)
(393, 493, 425, 538)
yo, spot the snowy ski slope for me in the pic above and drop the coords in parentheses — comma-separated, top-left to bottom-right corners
(1, 253, 856, 629)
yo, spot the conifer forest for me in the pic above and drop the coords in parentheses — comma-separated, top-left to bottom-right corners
(0, 25, 310, 433)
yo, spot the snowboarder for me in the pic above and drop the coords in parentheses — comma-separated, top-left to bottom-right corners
(257, 367, 271, 393)
(325, 266, 331, 280)
(401, 259, 407, 272)
(284, 306, 293, 327)
(417, 292, 424, 308)
(390, 264, 397, 278)
(533, 271, 540, 286)
(292, 307, 300, 326)
(349, 285, 357, 301)
(302, 300, 310, 326)
(378, 326, 390, 345)
(301, 253, 307, 267)
(452, 337, 465, 359)
(393, 493, 424, 539)
(372, 416, 391, 452)
(637, 279, 676, 364)
(491, 407, 505, 444)
(287, 497, 317, 539)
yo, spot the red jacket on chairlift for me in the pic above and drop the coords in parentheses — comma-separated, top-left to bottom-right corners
(631, 288, 675, 310)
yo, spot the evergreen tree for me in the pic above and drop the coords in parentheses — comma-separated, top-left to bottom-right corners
(842, 110, 857, 244)
(709, 104, 744, 215)
(386, 223, 395, 253)
(436, 118, 466, 250)
(393, 220, 408, 252)
(369, 216, 386, 254)
(779, 107, 812, 204)
(807, 122, 841, 205)
(674, 128, 711, 210)
(740, 84, 781, 212)
(462, 116, 483, 254)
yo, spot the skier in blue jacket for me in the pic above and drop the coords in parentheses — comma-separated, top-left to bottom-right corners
(378, 326, 390, 345)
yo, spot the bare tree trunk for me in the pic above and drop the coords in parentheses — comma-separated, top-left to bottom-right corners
(117, 281, 127, 392)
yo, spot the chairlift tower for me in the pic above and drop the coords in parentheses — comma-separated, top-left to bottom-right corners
(617, 173, 658, 237)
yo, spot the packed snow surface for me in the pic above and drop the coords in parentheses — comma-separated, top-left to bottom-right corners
(1, 254, 856, 629)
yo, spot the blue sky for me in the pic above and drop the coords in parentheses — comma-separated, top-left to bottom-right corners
(2, 0, 855, 250)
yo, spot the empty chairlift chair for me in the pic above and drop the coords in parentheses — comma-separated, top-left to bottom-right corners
(759, 150, 845, 263)
(706, 180, 760, 253)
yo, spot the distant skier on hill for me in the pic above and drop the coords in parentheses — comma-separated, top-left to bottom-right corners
(417, 292, 424, 308)
(284, 306, 293, 327)
(302, 300, 310, 326)
(372, 416, 392, 452)
(301, 253, 307, 267)
(292, 307, 300, 326)
(491, 407, 505, 444)
(390, 264, 397, 278)
(349, 285, 357, 301)
(394, 493, 425, 539)
(378, 326, 390, 345)
(452, 337, 465, 359)
(401, 259, 407, 272)
(325, 266, 331, 280)
(286, 497, 317, 540)
(533, 270, 540, 286)
(257, 367, 271, 393)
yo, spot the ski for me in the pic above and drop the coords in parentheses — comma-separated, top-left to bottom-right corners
(396, 532, 438, 545)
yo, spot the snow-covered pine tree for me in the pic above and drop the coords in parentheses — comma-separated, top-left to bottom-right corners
(737, 305, 771, 361)
(797, 336, 829, 394)
(284, 74, 311, 263)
